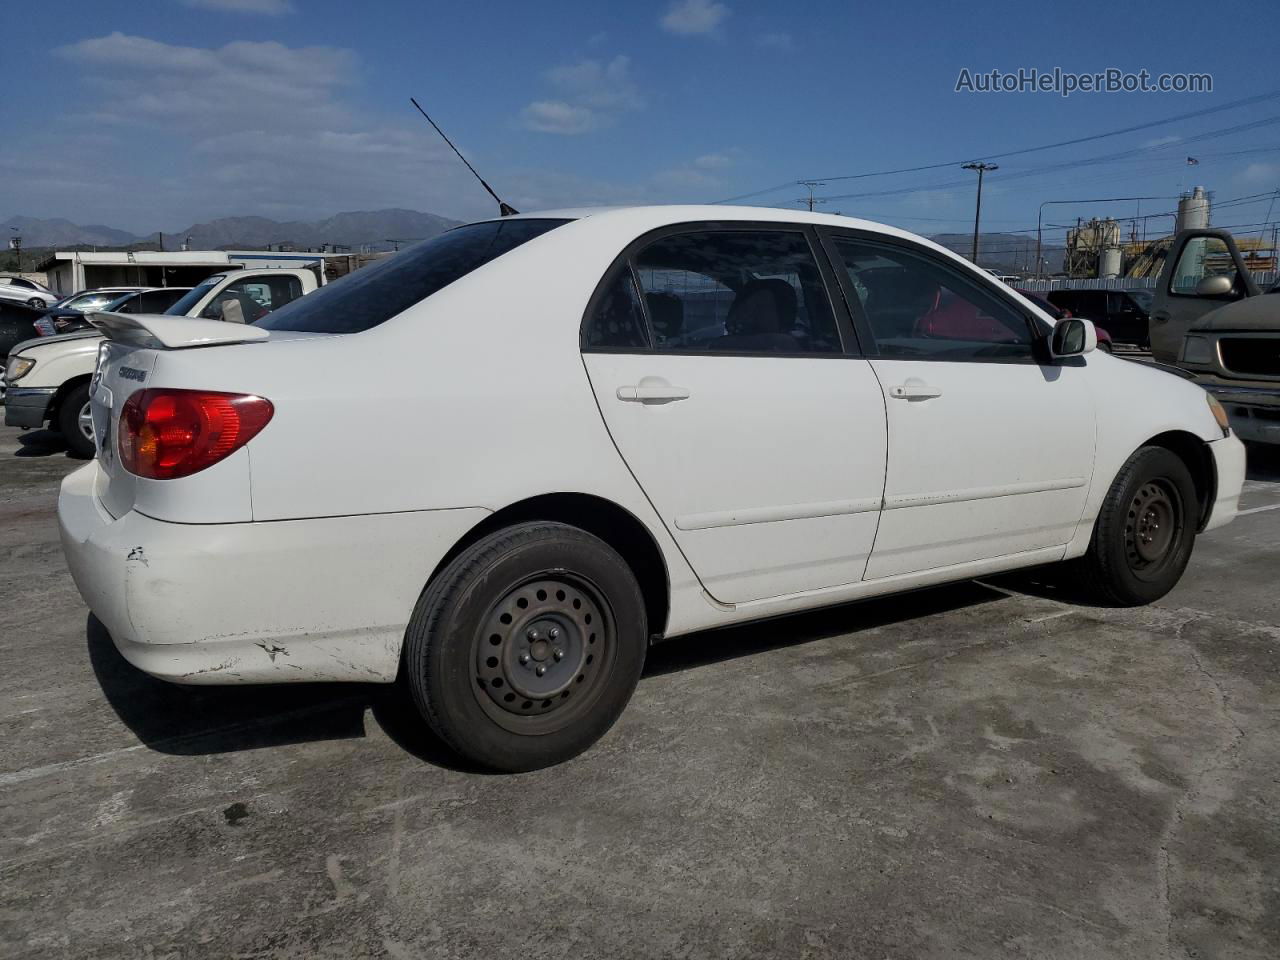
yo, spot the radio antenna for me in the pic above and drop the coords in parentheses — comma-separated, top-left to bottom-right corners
(410, 97, 518, 217)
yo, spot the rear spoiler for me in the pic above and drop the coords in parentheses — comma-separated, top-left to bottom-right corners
(88, 312, 270, 349)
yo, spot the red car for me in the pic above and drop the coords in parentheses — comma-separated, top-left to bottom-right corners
(1016, 289, 1114, 353)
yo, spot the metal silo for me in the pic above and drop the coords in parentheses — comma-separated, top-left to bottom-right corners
(1176, 186, 1210, 232)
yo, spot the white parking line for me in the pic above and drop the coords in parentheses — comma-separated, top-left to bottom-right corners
(1237, 502, 1280, 517)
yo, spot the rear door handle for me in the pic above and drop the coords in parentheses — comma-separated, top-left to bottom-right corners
(888, 381, 942, 401)
(617, 383, 691, 404)
(1152, 311, 1171, 323)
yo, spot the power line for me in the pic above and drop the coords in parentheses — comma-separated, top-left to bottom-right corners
(711, 88, 1280, 204)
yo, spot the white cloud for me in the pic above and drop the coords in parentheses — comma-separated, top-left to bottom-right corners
(694, 151, 737, 169)
(756, 32, 794, 51)
(519, 55, 642, 134)
(57, 33, 353, 128)
(520, 101, 597, 135)
(179, 0, 294, 13)
(1142, 134, 1182, 148)
(1238, 162, 1280, 184)
(16, 33, 709, 229)
(661, 0, 729, 36)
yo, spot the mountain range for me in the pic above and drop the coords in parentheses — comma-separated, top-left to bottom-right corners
(2, 209, 461, 254)
(3, 212, 1063, 273)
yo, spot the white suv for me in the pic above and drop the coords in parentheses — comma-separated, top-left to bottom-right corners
(58, 206, 1245, 771)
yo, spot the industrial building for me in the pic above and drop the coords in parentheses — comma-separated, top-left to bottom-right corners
(33, 249, 350, 296)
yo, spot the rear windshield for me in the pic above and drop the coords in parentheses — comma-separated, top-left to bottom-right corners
(257, 218, 570, 334)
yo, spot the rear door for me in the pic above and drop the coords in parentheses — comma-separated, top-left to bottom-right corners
(822, 230, 1095, 580)
(581, 224, 888, 604)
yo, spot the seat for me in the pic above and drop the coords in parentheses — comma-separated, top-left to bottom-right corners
(859, 268, 939, 338)
(644, 292, 684, 344)
(712, 279, 800, 352)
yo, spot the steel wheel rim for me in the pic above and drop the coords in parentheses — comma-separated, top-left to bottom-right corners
(1125, 479, 1181, 576)
(472, 574, 616, 735)
(76, 401, 94, 443)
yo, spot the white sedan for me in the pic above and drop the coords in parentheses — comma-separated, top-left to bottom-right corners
(58, 206, 1245, 771)
(0, 276, 59, 309)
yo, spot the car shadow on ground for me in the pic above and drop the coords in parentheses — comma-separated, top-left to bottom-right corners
(85, 614, 475, 771)
(644, 580, 1003, 676)
(12, 428, 75, 458)
(88, 582, 1005, 770)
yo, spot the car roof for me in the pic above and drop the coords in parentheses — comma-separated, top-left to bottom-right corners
(486, 204, 975, 266)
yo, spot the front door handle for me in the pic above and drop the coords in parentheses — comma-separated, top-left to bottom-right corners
(617, 381, 691, 404)
(888, 380, 942, 401)
(1152, 311, 1171, 323)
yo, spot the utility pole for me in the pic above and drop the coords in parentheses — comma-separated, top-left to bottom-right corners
(798, 181, 826, 212)
(961, 162, 997, 264)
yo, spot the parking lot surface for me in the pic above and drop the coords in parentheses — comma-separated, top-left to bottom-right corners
(2, 423, 1279, 960)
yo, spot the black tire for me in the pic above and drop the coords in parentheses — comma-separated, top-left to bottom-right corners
(404, 522, 648, 772)
(57, 383, 95, 459)
(1075, 446, 1197, 606)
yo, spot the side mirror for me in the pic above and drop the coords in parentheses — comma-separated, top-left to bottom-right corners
(1049, 317, 1097, 359)
(1194, 274, 1233, 297)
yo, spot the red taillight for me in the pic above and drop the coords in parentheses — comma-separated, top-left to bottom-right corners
(118, 389, 273, 480)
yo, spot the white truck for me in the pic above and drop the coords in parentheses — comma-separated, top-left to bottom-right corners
(4, 267, 320, 457)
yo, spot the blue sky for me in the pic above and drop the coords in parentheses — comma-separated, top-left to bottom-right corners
(5, 0, 1280, 254)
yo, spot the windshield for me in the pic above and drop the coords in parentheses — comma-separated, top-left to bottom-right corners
(65, 291, 125, 313)
(166, 275, 225, 316)
(257, 219, 570, 334)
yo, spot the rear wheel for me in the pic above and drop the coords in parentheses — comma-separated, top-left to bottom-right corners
(404, 522, 647, 772)
(57, 383, 95, 459)
(1075, 446, 1197, 605)
(27, 297, 45, 309)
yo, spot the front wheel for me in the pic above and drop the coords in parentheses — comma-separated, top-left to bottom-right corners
(57, 383, 95, 459)
(27, 297, 45, 309)
(1075, 446, 1197, 605)
(404, 522, 648, 772)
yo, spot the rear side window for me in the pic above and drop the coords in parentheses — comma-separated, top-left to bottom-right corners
(625, 230, 841, 354)
(137, 289, 188, 312)
(584, 265, 649, 349)
(258, 219, 570, 333)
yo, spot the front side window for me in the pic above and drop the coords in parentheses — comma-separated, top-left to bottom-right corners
(832, 238, 1036, 361)
(258, 218, 570, 334)
(628, 230, 841, 354)
(202, 275, 306, 322)
(1170, 236, 1240, 296)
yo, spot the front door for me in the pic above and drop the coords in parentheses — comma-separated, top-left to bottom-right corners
(1150, 230, 1258, 363)
(581, 225, 888, 604)
(823, 232, 1096, 580)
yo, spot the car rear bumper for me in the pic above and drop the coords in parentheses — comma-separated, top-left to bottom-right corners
(58, 461, 489, 685)
(1204, 433, 1246, 532)
(4, 387, 54, 427)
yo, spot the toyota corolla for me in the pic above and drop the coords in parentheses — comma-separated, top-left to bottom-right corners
(58, 206, 1245, 771)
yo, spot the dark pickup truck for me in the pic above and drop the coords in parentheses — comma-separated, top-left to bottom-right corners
(1155, 227, 1280, 444)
